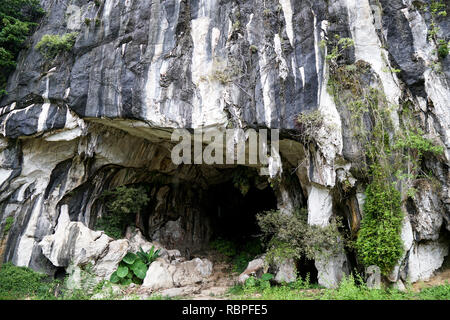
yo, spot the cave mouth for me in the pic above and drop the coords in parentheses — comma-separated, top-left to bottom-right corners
(89, 164, 319, 281)
(296, 257, 319, 284)
(205, 179, 278, 248)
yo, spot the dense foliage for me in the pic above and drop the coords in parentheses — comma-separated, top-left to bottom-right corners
(0, 0, 44, 97)
(110, 246, 160, 285)
(35, 32, 78, 60)
(355, 167, 404, 275)
(257, 209, 345, 266)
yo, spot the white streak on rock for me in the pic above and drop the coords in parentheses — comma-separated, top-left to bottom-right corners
(345, 0, 402, 116)
(190, 4, 227, 128)
(274, 34, 289, 80)
(0, 168, 13, 186)
(15, 195, 43, 266)
(38, 77, 51, 132)
(279, 0, 294, 47)
(308, 185, 333, 227)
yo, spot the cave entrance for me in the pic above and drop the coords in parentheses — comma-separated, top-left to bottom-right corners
(143, 165, 278, 270)
(206, 179, 277, 245)
(296, 257, 319, 284)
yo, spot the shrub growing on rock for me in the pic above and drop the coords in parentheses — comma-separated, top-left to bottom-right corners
(35, 32, 78, 60)
(257, 209, 345, 267)
(96, 185, 150, 239)
(355, 167, 404, 276)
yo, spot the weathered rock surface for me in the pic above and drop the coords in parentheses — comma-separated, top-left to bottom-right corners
(172, 258, 214, 287)
(238, 256, 266, 284)
(273, 258, 297, 284)
(406, 241, 449, 283)
(142, 257, 213, 291)
(366, 265, 381, 289)
(142, 259, 176, 291)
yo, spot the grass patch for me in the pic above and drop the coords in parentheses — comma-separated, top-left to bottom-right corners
(0, 263, 59, 300)
(227, 274, 450, 300)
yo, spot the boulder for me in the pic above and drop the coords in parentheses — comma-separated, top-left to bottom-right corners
(93, 239, 130, 279)
(365, 265, 381, 289)
(126, 227, 169, 259)
(315, 250, 349, 289)
(238, 256, 266, 284)
(39, 205, 112, 268)
(406, 241, 449, 283)
(273, 258, 297, 284)
(392, 280, 406, 292)
(142, 259, 176, 291)
(172, 258, 213, 287)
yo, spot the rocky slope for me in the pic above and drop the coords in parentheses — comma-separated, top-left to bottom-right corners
(0, 0, 449, 290)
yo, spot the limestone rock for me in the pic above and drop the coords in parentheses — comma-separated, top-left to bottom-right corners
(142, 259, 176, 291)
(238, 257, 266, 284)
(407, 183, 444, 241)
(365, 265, 381, 289)
(315, 250, 349, 289)
(93, 239, 130, 279)
(274, 258, 297, 284)
(406, 241, 449, 283)
(0, 0, 449, 290)
(172, 258, 213, 287)
(39, 205, 112, 268)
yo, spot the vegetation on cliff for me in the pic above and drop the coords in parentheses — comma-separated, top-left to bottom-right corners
(0, 0, 44, 97)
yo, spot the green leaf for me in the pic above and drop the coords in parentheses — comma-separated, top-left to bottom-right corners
(110, 271, 120, 283)
(136, 251, 148, 263)
(130, 260, 148, 280)
(122, 252, 137, 265)
(261, 273, 274, 281)
(116, 265, 129, 278)
(120, 278, 132, 286)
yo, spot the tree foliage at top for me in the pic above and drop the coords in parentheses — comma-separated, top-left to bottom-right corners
(0, 0, 44, 97)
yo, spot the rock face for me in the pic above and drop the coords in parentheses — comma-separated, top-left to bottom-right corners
(142, 257, 213, 291)
(238, 256, 266, 284)
(0, 0, 449, 289)
(366, 265, 381, 290)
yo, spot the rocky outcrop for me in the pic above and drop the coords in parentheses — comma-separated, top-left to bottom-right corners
(142, 257, 213, 291)
(238, 256, 267, 284)
(0, 0, 449, 289)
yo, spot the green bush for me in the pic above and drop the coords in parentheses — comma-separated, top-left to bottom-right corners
(355, 167, 404, 276)
(394, 129, 444, 158)
(35, 32, 78, 60)
(0, 263, 59, 300)
(96, 185, 150, 239)
(0, 0, 44, 97)
(257, 209, 344, 266)
(110, 246, 160, 286)
(437, 39, 449, 59)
